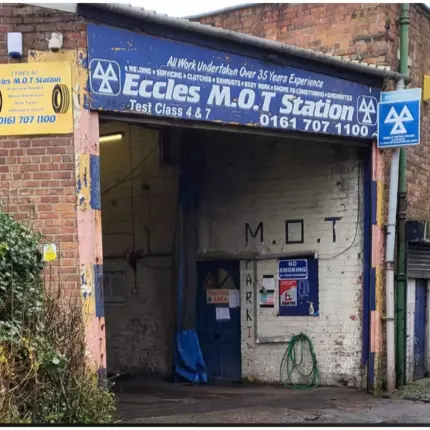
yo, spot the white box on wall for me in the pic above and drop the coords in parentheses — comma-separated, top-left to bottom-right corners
(7, 32, 23, 58)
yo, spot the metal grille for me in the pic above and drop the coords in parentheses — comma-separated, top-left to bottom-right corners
(408, 244, 430, 279)
(103, 271, 126, 303)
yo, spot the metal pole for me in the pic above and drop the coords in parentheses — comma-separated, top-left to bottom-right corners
(386, 77, 405, 392)
(396, 2, 410, 388)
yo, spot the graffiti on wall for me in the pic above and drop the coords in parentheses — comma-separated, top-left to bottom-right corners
(241, 260, 255, 376)
(245, 217, 344, 246)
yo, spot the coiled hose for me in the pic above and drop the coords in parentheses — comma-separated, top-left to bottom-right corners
(280, 333, 320, 390)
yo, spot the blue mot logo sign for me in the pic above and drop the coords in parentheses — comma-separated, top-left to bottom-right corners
(87, 24, 380, 139)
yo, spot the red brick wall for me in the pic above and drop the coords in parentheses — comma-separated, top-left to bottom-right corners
(0, 4, 86, 295)
(0, 136, 79, 293)
(402, 6, 430, 220)
(198, 4, 393, 64)
(0, 3, 86, 62)
(198, 3, 430, 221)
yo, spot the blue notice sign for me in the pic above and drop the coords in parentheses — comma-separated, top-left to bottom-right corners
(87, 24, 380, 139)
(377, 88, 421, 149)
(279, 259, 308, 280)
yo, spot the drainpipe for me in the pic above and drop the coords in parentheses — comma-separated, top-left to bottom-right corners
(386, 132, 401, 393)
(396, 2, 409, 388)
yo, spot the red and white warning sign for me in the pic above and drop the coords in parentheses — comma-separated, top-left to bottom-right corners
(279, 280, 298, 307)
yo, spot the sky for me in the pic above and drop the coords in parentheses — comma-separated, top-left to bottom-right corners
(130, 1, 250, 18)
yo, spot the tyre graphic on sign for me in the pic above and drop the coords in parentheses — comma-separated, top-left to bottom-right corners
(0, 90, 3, 113)
(51, 84, 70, 114)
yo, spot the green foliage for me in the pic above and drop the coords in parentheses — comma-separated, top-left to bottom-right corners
(0, 211, 44, 328)
(0, 211, 116, 424)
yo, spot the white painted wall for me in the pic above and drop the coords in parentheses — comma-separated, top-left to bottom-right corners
(101, 123, 178, 375)
(199, 133, 364, 387)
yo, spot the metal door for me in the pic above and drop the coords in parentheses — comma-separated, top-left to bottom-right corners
(414, 279, 427, 380)
(196, 260, 241, 381)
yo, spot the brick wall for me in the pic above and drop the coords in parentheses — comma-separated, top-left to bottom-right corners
(198, 4, 392, 64)
(0, 136, 79, 297)
(199, 132, 365, 387)
(402, 6, 430, 220)
(197, 3, 430, 221)
(0, 4, 87, 299)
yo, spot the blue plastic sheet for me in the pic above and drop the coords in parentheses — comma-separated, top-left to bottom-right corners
(175, 329, 207, 384)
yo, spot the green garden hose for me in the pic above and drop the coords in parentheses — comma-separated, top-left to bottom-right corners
(280, 333, 320, 390)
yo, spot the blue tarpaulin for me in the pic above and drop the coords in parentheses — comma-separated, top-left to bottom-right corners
(175, 330, 208, 384)
(174, 164, 207, 384)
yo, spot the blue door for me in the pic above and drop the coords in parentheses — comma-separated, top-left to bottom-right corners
(197, 261, 241, 381)
(414, 280, 427, 380)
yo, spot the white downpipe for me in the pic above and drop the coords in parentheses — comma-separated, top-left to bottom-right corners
(386, 149, 399, 393)
(385, 78, 405, 392)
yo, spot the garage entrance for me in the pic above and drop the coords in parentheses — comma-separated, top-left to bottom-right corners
(99, 118, 370, 386)
(85, 15, 384, 387)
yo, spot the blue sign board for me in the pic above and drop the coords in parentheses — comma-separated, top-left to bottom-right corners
(377, 88, 421, 148)
(279, 259, 308, 280)
(87, 24, 380, 139)
(278, 258, 319, 317)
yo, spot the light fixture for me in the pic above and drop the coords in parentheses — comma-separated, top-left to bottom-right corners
(99, 133, 124, 143)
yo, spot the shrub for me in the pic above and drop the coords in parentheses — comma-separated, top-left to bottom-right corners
(0, 211, 116, 423)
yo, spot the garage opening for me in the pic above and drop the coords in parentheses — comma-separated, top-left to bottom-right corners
(100, 120, 244, 382)
(100, 119, 368, 386)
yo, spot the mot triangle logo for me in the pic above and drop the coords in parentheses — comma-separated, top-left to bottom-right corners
(384, 105, 414, 135)
(358, 97, 376, 124)
(92, 61, 119, 94)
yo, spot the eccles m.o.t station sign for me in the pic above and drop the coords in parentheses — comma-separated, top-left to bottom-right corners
(88, 24, 380, 140)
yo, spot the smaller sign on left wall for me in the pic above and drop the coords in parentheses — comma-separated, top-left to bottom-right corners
(0, 62, 73, 136)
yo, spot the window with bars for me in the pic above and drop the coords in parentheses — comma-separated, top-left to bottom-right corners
(103, 271, 126, 303)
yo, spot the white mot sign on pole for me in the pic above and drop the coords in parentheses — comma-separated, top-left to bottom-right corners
(377, 88, 421, 149)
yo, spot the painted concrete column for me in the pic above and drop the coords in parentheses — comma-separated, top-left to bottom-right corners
(75, 63, 106, 377)
(29, 49, 106, 376)
(370, 142, 385, 390)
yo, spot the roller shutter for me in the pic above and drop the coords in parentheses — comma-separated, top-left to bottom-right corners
(408, 243, 430, 279)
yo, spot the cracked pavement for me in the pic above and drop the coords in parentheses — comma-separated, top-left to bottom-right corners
(115, 378, 430, 424)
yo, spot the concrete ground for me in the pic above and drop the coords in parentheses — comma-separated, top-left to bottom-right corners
(115, 378, 430, 424)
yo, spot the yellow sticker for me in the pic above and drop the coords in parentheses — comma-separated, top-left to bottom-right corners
(43, 243, 57, 262)
(0, 62, 73, 136)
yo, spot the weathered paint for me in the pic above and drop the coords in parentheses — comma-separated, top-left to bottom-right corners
(76, 103, 105, 370)
(76, 153, 91, 210)
(90, 155, 101, 210)
(94, 210, 103, 264)
(81, 263, 95, 320)
(75, 107, 100, 154)
(77, 210, 96, 263)
(370, 142, 385, 390)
